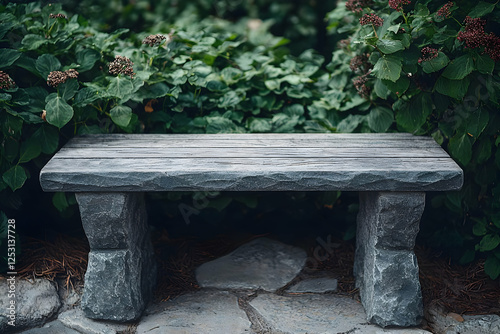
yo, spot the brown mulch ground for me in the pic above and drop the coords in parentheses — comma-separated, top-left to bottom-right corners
(10, 230, 500, 317)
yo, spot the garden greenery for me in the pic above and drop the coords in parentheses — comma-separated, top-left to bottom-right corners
(326, 0, 500, 278)
(0, 1, 499, 279)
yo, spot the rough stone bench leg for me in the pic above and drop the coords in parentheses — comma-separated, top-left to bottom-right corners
(354, 192, 425, 327)
(75, 192, 157, 322)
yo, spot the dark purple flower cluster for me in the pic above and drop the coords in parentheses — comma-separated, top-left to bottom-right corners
(359, 13, 383, 27)
(66, 69, 79, 79)
(108, 55, 135, 78)
(436, 2, 454, 19)
(49, 13, 67, 19)
(389, 0, 411, 11)
(345, 0, 373, 13)
(353, 72, 371, 98)
(458, 17, 487, 49)
(47, 69, 79, 88)
(458, 17, 500, 61)
(0, 71, 15, 90)
(142, 34, 167, 47)
(484, 33, 500, 61)
(418, 47, 439, 63)
(349, 53, 371, 73)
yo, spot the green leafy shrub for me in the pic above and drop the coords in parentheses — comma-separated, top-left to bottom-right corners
(326, 0, 500, 278)
(61, 0, 337, 56)
(0, 2, 336, 234)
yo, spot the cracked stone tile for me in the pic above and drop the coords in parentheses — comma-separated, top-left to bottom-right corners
(136, 290, 252, 334)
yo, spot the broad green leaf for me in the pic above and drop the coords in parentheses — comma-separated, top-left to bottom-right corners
(473, 219, 488, 236)
(221, 67, 243, 85)
(376, 39, 404, 54)
(58, 78, 79, 101)
(435, 76, 470, 100)
(476, 53, 495, 75)
(45, 95, 74, 128)
(218, 90, 245, 108)
(107, 76, 134, 99)
(336, 114, 364, 133)
(281, 74, 303, 85)
(265, 79, 280, 91)
(1, 113, 23, 135)
(484, 255, 500, 280)
(479, 234, 500, 252)
(272, 114, 300, 133)
(366, 107, 393, 132)
(25, 86, 49, 113)
(448, 133, 472, 165)
(0, 93, 11, 101)
(284, 104, 305, 117)
(206, 80, 228, 92)
(374, 79, 389, 99)
(2, 165, 27, 192)
(169, 69, 187, 85)
(15, 54, 38, 75)
(382, 76, 410, 95)
(110, 105, 132, 127)
(18, 139, 41, 163)
(387, 24, 401, 34)
(371, 55, 402, 82)
(247, 118, 272, 132)
(76, 48, 101, 72)
(21, 34, 49, 51)
(469, 1, 496, 18)
(74, 87, 99, 107)
(475, 139, 492, 164)
(36, 54, 61, 79)
(421, 52, 449, 74)
(442, 54, 474, 80)
(206, 116, 242, 133)
(32, 124, 59, 154)
(0, 49, 21, 68)
(466, 108, 489, 139)
(395, 93, 432, 132)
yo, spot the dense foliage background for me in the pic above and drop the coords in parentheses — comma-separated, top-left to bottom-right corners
(1, 0, 499, 279)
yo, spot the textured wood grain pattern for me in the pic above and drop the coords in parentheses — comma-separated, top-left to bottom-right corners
(40, 134, 463, 192)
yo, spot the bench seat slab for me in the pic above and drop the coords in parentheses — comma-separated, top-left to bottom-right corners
(75, 192, 156, 321)
(354, 192, 425, 327)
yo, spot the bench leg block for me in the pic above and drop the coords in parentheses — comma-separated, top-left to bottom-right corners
(354, 192, 425, 327)
(76, 192, 156, 322)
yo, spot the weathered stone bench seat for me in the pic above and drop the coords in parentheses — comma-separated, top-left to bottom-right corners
(39, 133, 463, 327)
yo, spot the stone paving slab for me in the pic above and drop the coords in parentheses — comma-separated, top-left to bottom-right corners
(58, 308, 132, 334)
(136, 290, 252, 334)
(249, 293, 431, 334)
(196, 237, 307, 292)
(427, 305, 500, 334)
(286, 277, 338, 293)
(20, 320, 81, 334)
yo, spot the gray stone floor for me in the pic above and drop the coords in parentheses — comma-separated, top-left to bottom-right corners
(5, 237, 500, 333)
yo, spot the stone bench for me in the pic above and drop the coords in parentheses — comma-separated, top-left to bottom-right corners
(39, 133, 463, 327)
